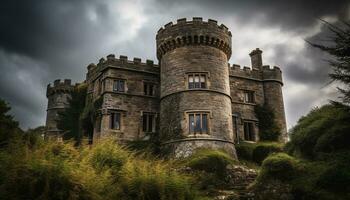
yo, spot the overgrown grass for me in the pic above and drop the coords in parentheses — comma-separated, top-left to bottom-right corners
(0, 136, 205, 200)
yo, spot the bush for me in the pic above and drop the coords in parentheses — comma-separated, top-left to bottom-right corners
(186, 149, 235, 178)
(252, 143, 283, 164)
(236, 142, 283, 165)
(259, 153, 297, 181)
(286, 103, 350, 159)
(255, 104, 281, 141)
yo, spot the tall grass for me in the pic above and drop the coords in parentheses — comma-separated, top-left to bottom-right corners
(0, 136, 203, 200)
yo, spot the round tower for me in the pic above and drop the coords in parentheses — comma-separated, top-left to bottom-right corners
(157, 17, 236, 158)
(261, 65, 288, 142)
(46, 79, 74, 138)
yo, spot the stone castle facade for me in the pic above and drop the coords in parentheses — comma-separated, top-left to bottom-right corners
(46, 18, 287, 157)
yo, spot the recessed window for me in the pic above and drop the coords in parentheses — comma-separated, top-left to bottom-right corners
(189, 113, 208, 134)
(188, 73, 207, 89)
(144, 83, 155, 96)
(110, 113, 121, 130)
(113, 79, 125, 92)
(243, 121, 255, 141)
(142, 112, 155, 132)
(244, 91, 255, 103)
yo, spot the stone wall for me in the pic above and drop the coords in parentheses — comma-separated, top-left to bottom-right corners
(46, 79, 74, 137)
(157, 18, 236, 158)
(87, 58, 160, 141)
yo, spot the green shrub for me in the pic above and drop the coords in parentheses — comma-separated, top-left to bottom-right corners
(255, 104, 281, 141)
(259, 153, 297, 181)
(252, 143, 283, 164)
(186, 149, 235, 178)
(236, 142, 283, 165)
(235, 142, 255, 161)
(286, 103, 350, 159)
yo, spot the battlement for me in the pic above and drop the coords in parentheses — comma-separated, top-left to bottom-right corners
(156, 17, 232, 59)
(46, 79, 75, 97)
(88, 54, 158, 69)
(228, 63, 282, 83)
(86, 54, 160, 82)
(157, 17, 231, 36)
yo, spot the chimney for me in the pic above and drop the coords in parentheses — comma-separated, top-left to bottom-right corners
(249, 48, 263, 70)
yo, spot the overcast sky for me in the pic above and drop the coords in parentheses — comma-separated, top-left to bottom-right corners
(0, 0, 349, 130)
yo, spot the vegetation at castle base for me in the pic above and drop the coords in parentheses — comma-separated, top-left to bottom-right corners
(57, 83, 89, 145)
(176, 148, 240, 196)
(235, 141, 283, 165)
(252, 103, 350, 200)
(254, 103, 281, 141)
(0, 134, 207, 200)
(285, 102, 350, 159)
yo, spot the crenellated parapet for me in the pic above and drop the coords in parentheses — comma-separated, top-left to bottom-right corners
(156, 17, 232, 59)
(46, 79, 75, 97)
(228, 64, 283, 84)
(86, 54, 159, 81)
(262, 65, 283, 84)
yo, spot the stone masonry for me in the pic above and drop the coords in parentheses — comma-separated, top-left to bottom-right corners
(45, 17, 287, 157)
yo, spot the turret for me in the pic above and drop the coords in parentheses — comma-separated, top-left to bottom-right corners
(262, 65, 287, 141)
(46, 79, 74, 138)
(157, 17, 236, 158)
(249, 48, 263, 70)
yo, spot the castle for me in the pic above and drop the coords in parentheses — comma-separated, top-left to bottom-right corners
(46, 17, 287, 158)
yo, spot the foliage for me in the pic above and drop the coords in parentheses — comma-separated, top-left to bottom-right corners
(236, 142, 283, 165)
(286, 103, 350, 159)
(309, 20, 350, 103)
(0, 99, 22, 147)
(57, 83, 88, 144)
(186, 149, 235, 178)
(254, 103, 350, 200)
(258, 153, 297, 182)
(0, 136, 204, 200)
(254, 104, 281, 141)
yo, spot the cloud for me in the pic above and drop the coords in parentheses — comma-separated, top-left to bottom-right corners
(0, 0, 349, 130)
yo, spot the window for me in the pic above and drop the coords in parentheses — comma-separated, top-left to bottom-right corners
(113, 79, 125, 92)
(188, 73, 207, 89)
(142, 112, 155, 132)
(110, 113, 121, 130)
(244, 91, 255, 103)
(243, 121, 255, 141)
(144, 83, 155, 96)
(189, 113, 208, 134)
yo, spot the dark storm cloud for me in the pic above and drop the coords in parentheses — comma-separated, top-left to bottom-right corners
(0, 0, 348, 129)
(155, 0, 349, 31)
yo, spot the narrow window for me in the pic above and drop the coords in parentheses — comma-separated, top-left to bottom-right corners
(144, 83, 155, 96)
(188, 73, 207, 89)
(188, 75, 194, 89)
(189, 114, 195, 132)
(194, 75, 200, 88)
(110, 113, 121, 130)
(142, 112, 155, 132)
(113, 80, 125, 92)
(188, 113, 209, 134)
(243, 121, 255, 141)
(244, 91, 255, 103)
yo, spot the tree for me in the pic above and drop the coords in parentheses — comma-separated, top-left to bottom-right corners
(57, 84, 87, 144)
(255, 104, 281, 141)
(309, 20, 350, 103)
(0, 99, 22, 146)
